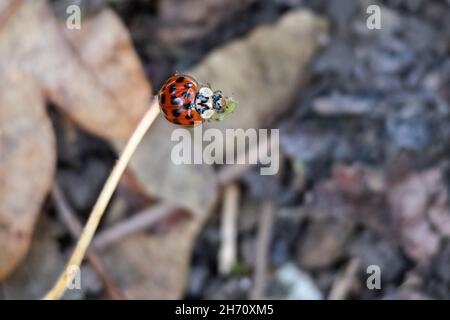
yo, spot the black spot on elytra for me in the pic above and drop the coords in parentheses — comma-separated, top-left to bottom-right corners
(171, 95, 182, 106)
(172, 109, 181, 117)
(176, 76, 185, 83)
(190, 121, 195, 125)
(160, 93, 166, 104)
(184, 82, 193, 89)
(182, 91, 190, 99)
(185, 113, 193, 120)
(169, 84, 177, 94)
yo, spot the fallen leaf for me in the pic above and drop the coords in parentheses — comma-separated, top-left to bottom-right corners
(191, 9, 328, 132)
(0, 75, 56, 280)
(0, 213, 94, 299)
(99, 213, 207, 299)
(0, 0, 152, 278)
(117, 119, 219, 216)
(0, 0, 151, 142)
(61, 8, 152, 140)
(0, 213, 62, 299)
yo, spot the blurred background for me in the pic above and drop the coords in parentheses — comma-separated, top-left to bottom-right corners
(0, 0, 449, 299)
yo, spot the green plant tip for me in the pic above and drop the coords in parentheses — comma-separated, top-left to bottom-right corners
(211, 100, 237, 122)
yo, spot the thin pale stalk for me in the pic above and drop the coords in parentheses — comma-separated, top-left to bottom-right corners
(43, 102, 159, 300)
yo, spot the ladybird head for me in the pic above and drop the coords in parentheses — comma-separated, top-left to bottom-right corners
(195, 85, 237, 121)
(210, 92, 237, 122)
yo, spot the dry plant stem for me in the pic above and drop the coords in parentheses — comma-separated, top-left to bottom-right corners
(93, 202, 178, 250)
(250, 200, 274, 300)
(51, 184, 124, 300)
(218, 184, 240, 274)
(328, 258, 360, 300)
(43, 102, 160, 300)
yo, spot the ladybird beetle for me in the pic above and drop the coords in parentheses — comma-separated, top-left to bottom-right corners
(158, 74, 236, 127)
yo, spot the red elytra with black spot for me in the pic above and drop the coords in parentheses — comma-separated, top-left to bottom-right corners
(158, 74, 204, 127)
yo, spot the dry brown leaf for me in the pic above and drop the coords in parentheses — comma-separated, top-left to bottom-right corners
(0, 213, 86, 299)
(0, 0, 152, 279)
(100, 214, 207, 299)
(0, 75, 56, 279)
(61, 8, 152, 140)
(190, 9, 328, 132)
(117, 119, 220, 216)
(0, 0, 151, 142)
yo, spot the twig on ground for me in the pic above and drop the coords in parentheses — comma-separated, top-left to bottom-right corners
(44, 101, 160, 300)
(250, 200, 274, 300)
(93, 202, 178, 250)
(51, 184, 124, 300)
(328, 258, 360, 300)
(218, 183, 240, 275)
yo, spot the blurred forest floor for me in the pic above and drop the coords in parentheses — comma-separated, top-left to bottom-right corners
(1, 0, 450, 299)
